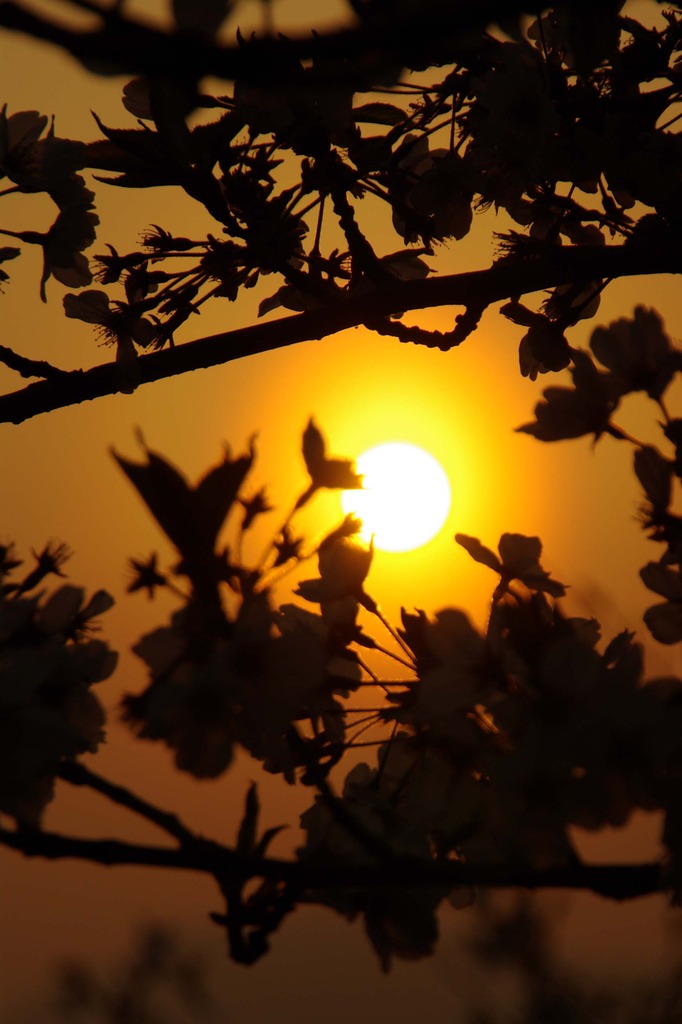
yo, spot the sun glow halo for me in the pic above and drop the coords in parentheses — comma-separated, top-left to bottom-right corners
(341, 443, 451, 552)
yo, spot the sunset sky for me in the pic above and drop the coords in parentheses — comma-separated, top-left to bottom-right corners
(2, 1, 682, 1021)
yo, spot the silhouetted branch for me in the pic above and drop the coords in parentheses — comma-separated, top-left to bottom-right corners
(0, 821, 664, 899)
(0, 1, 617, 86)
(57, 761, 199, 846)
(0, 344, 72, 382)
(1, 244, 678, 425)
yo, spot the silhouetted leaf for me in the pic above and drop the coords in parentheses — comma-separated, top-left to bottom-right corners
(194, 443, 254, 547)
(353, 102, 405, 126)
(302, 418, 326, 475)
(455, 535, 502, 573)
(258, 284, 321, 317)
(301, 419, 363, 494)
(381, 250, 431, 280)
(112, 438, 253, 571)
(634, 446, 671, 510)
(236, 782, 259, 856)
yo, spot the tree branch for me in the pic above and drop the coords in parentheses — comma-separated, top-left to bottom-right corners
(57, 761, 199, 846)
(0, 1, 614, 86)
(0, 822, 665, 900)
(1, 245, 678, 426)
(0, 344, 73, 382)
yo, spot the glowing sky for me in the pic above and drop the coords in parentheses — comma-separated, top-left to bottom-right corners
(2, 2, 681, 1021)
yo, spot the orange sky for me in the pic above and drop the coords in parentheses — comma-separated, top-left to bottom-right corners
(2, 3, 682, 1021)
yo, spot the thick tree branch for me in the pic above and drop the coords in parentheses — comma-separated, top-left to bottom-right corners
(0, 822, 664, 899)
(1, 245, 679, 426)
(0, 1, 607, 86)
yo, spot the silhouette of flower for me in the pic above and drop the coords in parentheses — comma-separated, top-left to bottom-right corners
(38, 583, 114, 641)
(296, 419, 363, 509)
(0, 109, 100, 298)
(93, 243, 147, 284)
(64, 289, 158, 347)
(127, 553, 167, 599)
(16, 540, 71, 595)
(126, 592, 328, 779)
(239, 488, 274, 532)
(64, 289, 159, 392)
(408, 608, 495, 744)
(37, 176, 98, 300)
(273, 525, 304, 567)
(590, 306, 681, 400)
(516, 350, 620, 442)
(296, 518, 372, 605)
(112, 437, 254, 591)
(456, 532, 566, 600)
(0, 575, 116, 826)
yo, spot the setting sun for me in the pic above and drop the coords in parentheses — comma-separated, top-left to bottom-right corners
(341, 443, 452, 552)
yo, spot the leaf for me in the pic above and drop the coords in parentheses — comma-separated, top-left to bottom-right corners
(258, 289, 285, 317)
(302, 418, 326, 478)
(114, 439, 253, 570)
(236, 782, 259, 856)
(258, 284, 321, 317)
(500, 300, 538, 328)
(381, 251, 431, 281)
(111, 444, 197, 555)
(455, 534, 502, 573)
(634, 446, 671, 510)
(254, 824, 286, 859)
(353, 102, 405, 126)
(302, 419, 362, 492)
(193, 443, 254, 546)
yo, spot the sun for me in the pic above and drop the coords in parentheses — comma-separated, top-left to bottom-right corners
(341, 443, 451, 552)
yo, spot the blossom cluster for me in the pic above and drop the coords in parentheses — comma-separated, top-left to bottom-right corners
(0, 544, 116, 825)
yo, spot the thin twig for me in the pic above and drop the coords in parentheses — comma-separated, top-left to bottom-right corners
(58, 761, 199, 846)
